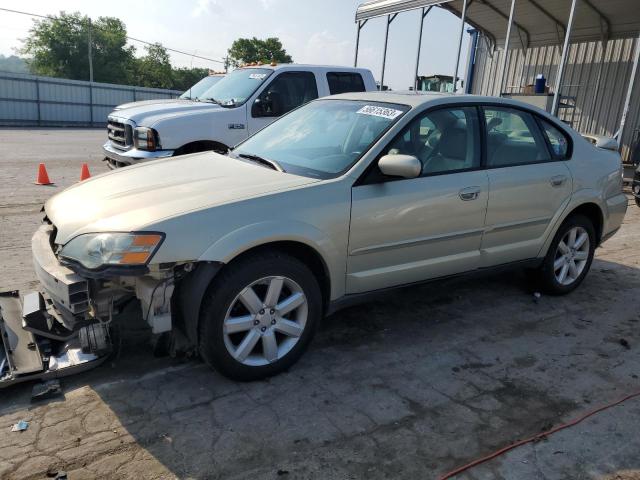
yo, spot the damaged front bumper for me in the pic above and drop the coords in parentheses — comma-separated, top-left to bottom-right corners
(0, 291, 109, 388)
(0, 224, 175, 388)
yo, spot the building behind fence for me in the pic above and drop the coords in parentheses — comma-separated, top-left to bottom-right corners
(0, 72, 182, 127)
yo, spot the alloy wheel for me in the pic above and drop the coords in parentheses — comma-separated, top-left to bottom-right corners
(553, 226, 590, 286)
(222, 276, 308, 366)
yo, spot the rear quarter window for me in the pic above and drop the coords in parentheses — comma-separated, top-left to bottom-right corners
(539, 119, 571, 159)
(327, 72, 366, 95)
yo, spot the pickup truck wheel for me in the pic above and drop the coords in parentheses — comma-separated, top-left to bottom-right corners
(534, 214, 595, 295)
(198, 252, 321, 381)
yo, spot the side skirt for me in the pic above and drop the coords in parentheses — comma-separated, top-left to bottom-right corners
(327, 258, 543, 316)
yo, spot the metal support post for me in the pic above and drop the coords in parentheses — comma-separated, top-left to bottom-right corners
(452, 0, 468, 93)
(498, 0, 516, 96)
(552, 0, 578, 116)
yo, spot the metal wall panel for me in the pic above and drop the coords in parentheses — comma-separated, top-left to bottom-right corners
(471, 35, 640, 162)
(0, 72, 182, 126)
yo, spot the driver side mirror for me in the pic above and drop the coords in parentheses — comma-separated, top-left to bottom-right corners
(378, 154, 422, 179)
(252, 91, 284, 118)
(252, 98, 267, 117)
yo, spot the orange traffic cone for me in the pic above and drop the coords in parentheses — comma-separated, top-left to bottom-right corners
(80, 163, 91, 181)
(35, 163, 53, 185)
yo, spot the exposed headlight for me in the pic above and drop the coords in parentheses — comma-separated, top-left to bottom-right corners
(60, 232, 164, 270)
(133, 127, 159, 151)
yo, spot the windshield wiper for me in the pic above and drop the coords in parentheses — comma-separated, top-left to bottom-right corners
(200, 97, 221, 104)
(237, 153, 284, 172)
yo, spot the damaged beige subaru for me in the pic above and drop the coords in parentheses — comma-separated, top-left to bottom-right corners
(0, 92, 627, 386)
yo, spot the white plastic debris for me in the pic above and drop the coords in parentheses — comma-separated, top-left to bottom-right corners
(11, 420, 28, 432)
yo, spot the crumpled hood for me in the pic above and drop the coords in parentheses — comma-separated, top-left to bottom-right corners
(46, 152, 319, 244)
(109, 100, 221, 126)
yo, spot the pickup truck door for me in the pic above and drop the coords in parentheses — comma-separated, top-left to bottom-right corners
(247, 71, 319, 136)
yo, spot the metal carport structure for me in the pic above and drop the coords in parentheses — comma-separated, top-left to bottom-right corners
(354, 0, 640, 161)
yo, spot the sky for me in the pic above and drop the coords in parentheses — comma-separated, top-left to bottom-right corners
(0, 0, 472, 91)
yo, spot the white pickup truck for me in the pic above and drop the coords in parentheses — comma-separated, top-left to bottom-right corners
(103, 64, 377, 168)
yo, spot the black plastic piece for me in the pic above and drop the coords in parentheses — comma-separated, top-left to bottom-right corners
(22, 292, 75, 341)
(176, 262, 222, 345)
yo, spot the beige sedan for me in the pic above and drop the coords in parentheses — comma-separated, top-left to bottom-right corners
(1, 92, 627, 387)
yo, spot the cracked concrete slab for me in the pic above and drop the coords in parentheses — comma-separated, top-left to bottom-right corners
(0, 129, 639, 480)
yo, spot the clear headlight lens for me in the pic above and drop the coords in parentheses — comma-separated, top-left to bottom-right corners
(60, 233, 164, 270)
(133, 127, 158, 151)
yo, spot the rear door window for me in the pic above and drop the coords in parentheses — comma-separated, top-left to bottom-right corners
(327, 72, 366, 95)
(482, 107, 551, 167)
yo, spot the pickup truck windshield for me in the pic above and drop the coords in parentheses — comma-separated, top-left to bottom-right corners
(179, 75, 224, 100)
(198, 68, 273, 106)
(233, 99, 409, 178)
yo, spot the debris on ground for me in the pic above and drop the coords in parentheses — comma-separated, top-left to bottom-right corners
(277, 469, 290, 476)
(10, 420, 29, 432)
(533, 292, 542, 303)
(32, 379, 62, 402)
(620, 338, 631, 350)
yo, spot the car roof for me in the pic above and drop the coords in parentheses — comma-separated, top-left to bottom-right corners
(326, 91, 571, 126)
(329, 90, 454, 107)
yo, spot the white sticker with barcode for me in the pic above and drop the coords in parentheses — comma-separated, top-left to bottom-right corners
(249, 73, 267, 80)
(356, 105, 402, 119)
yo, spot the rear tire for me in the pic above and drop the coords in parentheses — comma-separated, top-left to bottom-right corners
(198, 251, 322, 381)
(635, 196, 640, 208)
(534, 214, 595, 295)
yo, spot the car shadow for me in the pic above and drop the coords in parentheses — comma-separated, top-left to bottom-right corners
(2, 257, 640, 479)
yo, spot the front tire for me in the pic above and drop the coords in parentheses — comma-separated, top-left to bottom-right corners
(198, 252, 322, 381)
(535, 214, 595, 295)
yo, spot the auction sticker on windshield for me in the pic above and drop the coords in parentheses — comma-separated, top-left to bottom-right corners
(249, 73, 268, 80)
(356, 105, 403, 120)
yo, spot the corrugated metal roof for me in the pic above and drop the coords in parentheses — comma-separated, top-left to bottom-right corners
(356, 0, 640, 48)
(355, 0, 451, 21)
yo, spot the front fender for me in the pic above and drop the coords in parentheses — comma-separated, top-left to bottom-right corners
(198, 220, 345, 300)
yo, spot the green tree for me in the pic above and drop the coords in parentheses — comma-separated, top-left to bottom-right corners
(20, 11, 135, 84)
(171, 67, 210, 91)
(132, 43, 173, 89)
(227, 37, 292, 67)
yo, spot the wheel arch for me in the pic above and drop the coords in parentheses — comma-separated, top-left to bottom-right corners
(176, 239, 334, 347)
(220, 241, 332, 312)
(538, 195, 606, 261)
(566, 202, 603, 244)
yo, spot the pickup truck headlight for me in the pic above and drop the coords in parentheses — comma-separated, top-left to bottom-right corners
(60, 233, 164, 270)
(133, 127, 159, 151)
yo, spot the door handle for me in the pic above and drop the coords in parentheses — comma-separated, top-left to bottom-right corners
(459, 186, 481, 201)
(550, 175, 567, 187)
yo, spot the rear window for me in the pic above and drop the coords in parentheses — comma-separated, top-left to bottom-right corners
(327, 72, 366, 95)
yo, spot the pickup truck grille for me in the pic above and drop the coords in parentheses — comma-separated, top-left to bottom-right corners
(107, 120, 132, 149)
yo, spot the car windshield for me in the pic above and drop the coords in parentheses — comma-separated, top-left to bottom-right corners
(197, 68, 273, 106)
(232, 99, 410, 178)
(179, 76, 224, 100)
